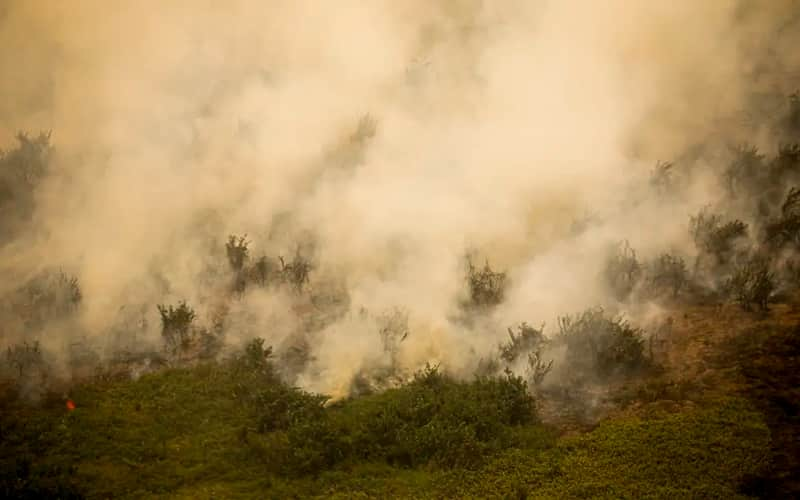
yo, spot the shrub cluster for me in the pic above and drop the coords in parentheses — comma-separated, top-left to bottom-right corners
(238, 349, 537, 475)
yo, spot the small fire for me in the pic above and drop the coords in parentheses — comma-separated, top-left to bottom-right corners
(66, 399, 76, 411)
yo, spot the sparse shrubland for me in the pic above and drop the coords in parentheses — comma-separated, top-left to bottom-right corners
(3, 12, 800, 497)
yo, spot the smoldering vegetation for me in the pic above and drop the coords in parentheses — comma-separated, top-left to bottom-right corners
(0, 1, 799, 419)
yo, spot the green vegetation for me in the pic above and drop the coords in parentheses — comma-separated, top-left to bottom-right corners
(0, 341, 772, 499)
(2, 38, 800, 500)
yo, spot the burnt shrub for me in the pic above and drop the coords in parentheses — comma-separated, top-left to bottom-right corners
(4, 341, 45, 378)
(650, 160, 675, 196)
(278, 252, 312, 292)
(500, 323, 546, 364)
(557, 308, 647, 380)
(724, 145, 766, 197)
(247, 255, 281, 288)
(157, 301, 196, 355)
(464, 256, 507, 309)
(0, 131, 52, 240)
(525, 350, 554, 387)
(646, 253, 689, 298)
(726, 256, 776, 312)
(604, 240, 642, 301)
(10, 270, 82, 331)
(786, 91, 800, 135)
(764, 187, 800, 250)
(495, 323, 552, 387)
(768, 144, 800, 186)
(690, 209, 748, 267)
(226, 234, 250, 294)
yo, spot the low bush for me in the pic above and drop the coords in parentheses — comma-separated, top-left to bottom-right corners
(464, 256, 507, 309)
(557, 308, 648, 380)
(764, 186, 800, 249)
(604, 240, 642, 301)
(249, 364, 538, 475)
(157, 301, 196, 356)
(726, 255, 776, 311)
(690, 209, 749, 267)
(646, 253, 689, 298)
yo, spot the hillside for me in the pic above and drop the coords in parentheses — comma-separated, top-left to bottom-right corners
(2, 298, 798, 499)
(3, 2, 800, 499)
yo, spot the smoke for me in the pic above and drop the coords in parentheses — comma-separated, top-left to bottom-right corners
(1, 0, 798, 398)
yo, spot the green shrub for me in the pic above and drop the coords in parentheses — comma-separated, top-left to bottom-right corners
(250, 365, 538, 475)
(253, 385, 328, 433)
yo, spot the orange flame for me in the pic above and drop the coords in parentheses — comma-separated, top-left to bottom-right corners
(66, 399, 76, 411)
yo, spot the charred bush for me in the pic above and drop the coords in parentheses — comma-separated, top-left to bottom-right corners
(500, 323, 545, 364)
(764, 187, 800, 249)
(13, 270, 82, 330)
(724, 145, 766, 197)
(650, 160, 675, 196)
(604, 240, 642, 300)
(5, 341, 45, 378)
(247, 255, 281, 288)
(464, 256, 507, 309)
(786, 91, 800, 135)
(769, 144, 800, 185)
(557, 308, 647, 380)
(526, 350, 554, 387)
(378, 307, 409, 359)
(646, 253, 689, 298)
(225, 234, 250, 294)
(225, 234, 250, 272)
(0, 131, 52, 240)
(279, 252, 312, 292)
(690, 209, 748, 266)
(726, 256, 775, 312)
(157, 301, 196, 355)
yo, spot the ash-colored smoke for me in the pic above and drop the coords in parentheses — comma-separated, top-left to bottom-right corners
(0, 0, 798, 398)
